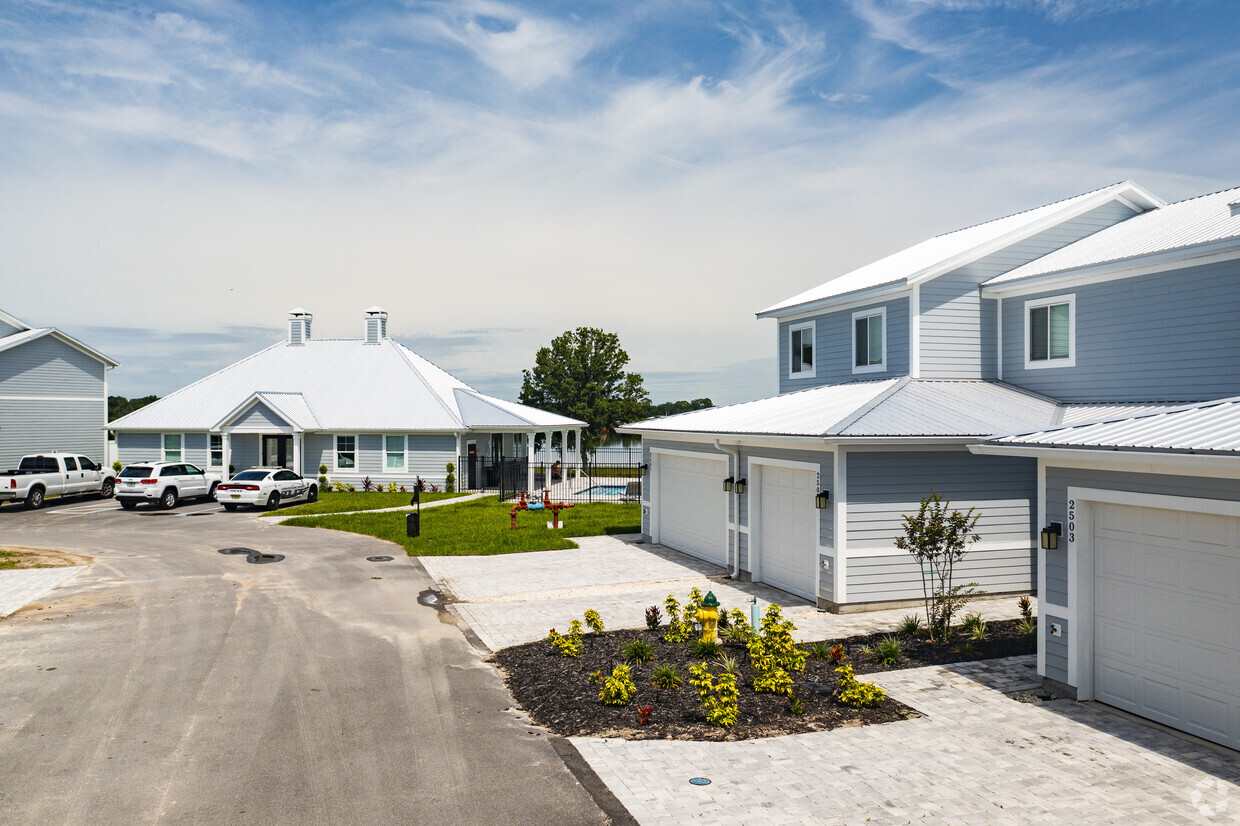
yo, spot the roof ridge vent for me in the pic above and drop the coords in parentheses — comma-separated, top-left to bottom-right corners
(288, 308, 312, 346)
(363, 306, 388, 344)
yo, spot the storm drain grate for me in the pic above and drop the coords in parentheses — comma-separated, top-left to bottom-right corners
(366, 556, 394, 562)
(689, 778, 711, 786)
(247, 553, 284, 564)
(218, 547, 254, 555)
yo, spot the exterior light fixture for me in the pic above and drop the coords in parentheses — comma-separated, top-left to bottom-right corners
(815, 490, 830, 509)
(723, 476, 734, 492)
(1040, 522, 1062, 551)
(734, 478, 747, 495)
(638, 463, 649, 476)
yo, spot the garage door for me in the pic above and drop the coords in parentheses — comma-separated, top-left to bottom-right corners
(757, 465, 817, 601)
(1093, 502, 1240, 750)
(656, 454, 726, 566)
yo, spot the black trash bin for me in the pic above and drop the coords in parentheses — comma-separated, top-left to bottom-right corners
(406, 512, 420, 537)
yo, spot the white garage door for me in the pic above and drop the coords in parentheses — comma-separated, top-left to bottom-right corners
(656, 454, 726, 567)
(1093, 502, 1240, 750)
(757, 465, 817, 601)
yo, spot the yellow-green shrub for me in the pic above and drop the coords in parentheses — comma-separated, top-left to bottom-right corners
(688, 663, 739, 727)
(835, 665, 886, 708)
(547, 620, 584, 657)
(746, 604, 806, 695)
(599, 664, 637, 706)
(583, 609, 605, 634)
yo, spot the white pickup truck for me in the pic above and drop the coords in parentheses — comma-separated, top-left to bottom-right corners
(0, 453, 116, 509)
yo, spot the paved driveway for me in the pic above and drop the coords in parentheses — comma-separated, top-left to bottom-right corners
(0, 499, 609, 825)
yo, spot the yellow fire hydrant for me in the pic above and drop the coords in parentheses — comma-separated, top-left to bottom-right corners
(696, 591, 721, 644)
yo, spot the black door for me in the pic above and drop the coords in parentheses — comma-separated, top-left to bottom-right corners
(263, 436, 294, 469)
(467, 443, 477, 490)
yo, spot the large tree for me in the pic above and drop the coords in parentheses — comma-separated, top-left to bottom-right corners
(519, 327, 650, 459)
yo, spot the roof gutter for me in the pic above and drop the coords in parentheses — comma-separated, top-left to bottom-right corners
(969, 442, 1240, 473)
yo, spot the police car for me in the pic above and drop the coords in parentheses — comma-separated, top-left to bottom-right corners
(215, 468, 318, 511)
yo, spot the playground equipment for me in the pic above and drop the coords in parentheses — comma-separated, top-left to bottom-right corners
(509, 490, 574, 530)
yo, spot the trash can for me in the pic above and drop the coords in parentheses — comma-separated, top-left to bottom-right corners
(406, 512, 420, 537)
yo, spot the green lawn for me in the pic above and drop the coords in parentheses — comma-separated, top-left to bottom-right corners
(0, 549, 19, 570)
(264, 490, 466, 517)
(280, 495, 641, 556)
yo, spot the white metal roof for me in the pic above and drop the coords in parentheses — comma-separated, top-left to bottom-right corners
(621, 378, 1062, 439)
(985, 185, 1240, 286)
(757, 182, 1161, 318)
(1057, 402, 1191, 425)
(109, 337, 583, 432)
(991, 396, 1240, 455)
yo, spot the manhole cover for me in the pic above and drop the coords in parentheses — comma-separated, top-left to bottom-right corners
(246, 553, 284, 564)
(366, 556, 394, 562)
(218, 547, 255, 555)
(417, 590, 442, 607)
(689, 777, 711, 786)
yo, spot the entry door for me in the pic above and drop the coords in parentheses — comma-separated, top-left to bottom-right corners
(263, 436, 293, 469)
(1093, 502, 1240, 750)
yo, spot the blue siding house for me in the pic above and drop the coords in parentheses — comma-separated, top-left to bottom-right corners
(0, 308, 118, 471)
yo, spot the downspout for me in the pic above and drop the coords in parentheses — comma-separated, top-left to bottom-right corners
(714, 439, 741, 578)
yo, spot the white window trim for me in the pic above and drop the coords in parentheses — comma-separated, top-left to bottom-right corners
(161, 433, 183, 463)
(209, 434, 223, 468)
(1023, 293, 1076, 370)
(386, 434, 406, 471)
(788, 321, 816, 379)
(334, 434, 359, 473)
(851, 307, 887, 374)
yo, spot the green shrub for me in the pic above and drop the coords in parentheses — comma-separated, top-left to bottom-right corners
(952, 638, 978, 658)
(959, 612, 988, 640)
(688, 663, 739, 727)
(806, 641, 834, 660)
(386, 482, 399, 493)
(788, 695, 806, 715)
(319, 464, 328, 476)
(836, 665, 886, 708)
(599, 664, 637, 706)
(897, 614, 925, 637)
(690, 639, 722, 659)
(584, 609, 605, 635)
(318, 475, 328, 486)
(746, 604, 806, 696)
(547, 620, 584, 657)
(1018, 595, 1034, 622)
(622, 638, 655, 664)
(645, 605, 662, 628)
(444, 462, 456, 494)
(112, 460, 123, 474)
(1018, 617, 1038, 645)
(662, 595, 691, 643)
(720, 624, 752, 644)
(651, 664, 682, 690)
(727, 607, 751, 633)
(717, 653, 741, 675)
(872, 635, 904, 666)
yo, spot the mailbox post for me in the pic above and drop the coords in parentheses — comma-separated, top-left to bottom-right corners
(406, 488, 421, 537)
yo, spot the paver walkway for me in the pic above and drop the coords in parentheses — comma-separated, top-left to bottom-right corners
(573, 655, 1240, 825)
(0, 566, 86, 618)
(420, 535, 1031, 652)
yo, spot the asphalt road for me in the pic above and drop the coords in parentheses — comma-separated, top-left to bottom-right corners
(0, 497, 613, 825)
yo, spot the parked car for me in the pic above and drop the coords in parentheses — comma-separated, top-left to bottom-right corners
(0, 453, 116, 509)
(115, 462, 221, 510)
(216, 468, 318, 511)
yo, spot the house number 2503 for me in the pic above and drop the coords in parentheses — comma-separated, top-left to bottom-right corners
(1067, 499, 1076, 543)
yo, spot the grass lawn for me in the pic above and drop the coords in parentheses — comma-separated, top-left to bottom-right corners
(264, 490, 466, 517)
(280, 495, 641, 556)
(0, 549, 20, 570)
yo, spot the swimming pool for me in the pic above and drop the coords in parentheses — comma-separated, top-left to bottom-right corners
(581, 484, 628, 496)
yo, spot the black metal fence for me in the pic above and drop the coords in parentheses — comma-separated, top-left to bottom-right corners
(458, 448, 645, 503)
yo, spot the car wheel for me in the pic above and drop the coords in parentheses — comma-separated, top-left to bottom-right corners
(206, 482, 218, 500)
(223, 503, 237, 512)
(100, 479, 114, 499)
(161, 488, 179, 510)
(266, 492, 281, 510)
(27, 487, 45, 510)
(120, 500, 137, 510)
(306, 485, 318, 503)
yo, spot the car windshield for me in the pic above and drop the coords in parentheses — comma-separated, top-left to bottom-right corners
(119, 467, 152, 478)
(231, 471, 269, 481)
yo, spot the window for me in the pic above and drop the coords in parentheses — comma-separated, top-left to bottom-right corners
(79, 457, 98, 470)
(789, 322, 815, 377)
(386, 435, 405, 470)
(335, 435, 356, 470)
(64, 457, 78, 471)
(275, 470, 299, 481)
(1025, 294, 1075, 369)
(163, 434, 182, 462)
(185, 464, 203, 475)
(210, 435, 223, 468)
(852, 308, 886, 373)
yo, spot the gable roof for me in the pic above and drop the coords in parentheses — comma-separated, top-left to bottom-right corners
(0, 326, 119, 367)
(109, 337, 582, 432)
(756, 182, 1161, 318)
(619, 378, 1062, 439)
(984, 184, 1240, 288)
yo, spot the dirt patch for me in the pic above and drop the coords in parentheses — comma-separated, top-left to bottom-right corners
(495, 619, 1035, 742)
(0, 546, 93, 569)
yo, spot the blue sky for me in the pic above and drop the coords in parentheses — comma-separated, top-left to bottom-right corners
(2, 0, 1237, 403)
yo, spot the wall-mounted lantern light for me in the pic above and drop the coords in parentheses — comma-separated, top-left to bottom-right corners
(638, 463, 649, 477)
(734, 478, 747, 495)
(815, 490, 830, 509)
(723, 476, 734, 492)
(1040, 522, 1062, 551)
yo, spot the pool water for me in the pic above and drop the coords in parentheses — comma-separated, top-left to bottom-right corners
(581, 484, 628, 496)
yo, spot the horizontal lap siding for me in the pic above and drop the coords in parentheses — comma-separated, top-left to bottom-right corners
(230, 434, 260, 472)
(820, 554, 834, 603)
(303, 434, 334, 477)
(778, 298, 909, 393)
(183, 432, 209, 469)
(1044, 617, 1069, 682)
(1002, 259, 1240, 401)
(231, 402, 288, 430)
(408, 434, 457, 482)
(0, 336, 106, 397)
(116, 432, 160, 465)
(0, 398, 108, 470)
(358, 434, 384, 475)
(846, 547, 1035, 601)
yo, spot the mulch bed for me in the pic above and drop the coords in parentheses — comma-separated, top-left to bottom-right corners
(494, 619, 1035, 741)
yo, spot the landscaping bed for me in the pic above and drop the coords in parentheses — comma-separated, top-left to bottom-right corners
(495, 618, 1034, 741)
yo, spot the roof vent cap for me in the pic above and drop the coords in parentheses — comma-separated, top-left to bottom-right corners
(288, 308, 313, 346)
(364, 307, 388, 344)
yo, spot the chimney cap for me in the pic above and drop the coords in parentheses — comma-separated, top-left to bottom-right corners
(288, 307, 312, 317)
(364, 306, 388, 316)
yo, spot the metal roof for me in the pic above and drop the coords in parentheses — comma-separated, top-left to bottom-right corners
(757, 182, 1160, 317)
(991, 396, 1240, 455)
(109, 337, 583, 432)
(985, 185, 1240, 286)
(1057, 402, 1192, 425)
(621, 378, 1062, 439)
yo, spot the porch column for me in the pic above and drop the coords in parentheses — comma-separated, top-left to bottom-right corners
(526, 431, 536, 493)
(221, 432, 231, 479)
(559, 429, 567, 466)
(292, 431, 303, 475)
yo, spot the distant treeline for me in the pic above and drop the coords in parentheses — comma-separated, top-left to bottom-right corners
(108, 395, 159, 422)
(646, 398, 713, 417)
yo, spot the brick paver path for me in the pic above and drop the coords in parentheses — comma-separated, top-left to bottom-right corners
(0, 566, 86, 618)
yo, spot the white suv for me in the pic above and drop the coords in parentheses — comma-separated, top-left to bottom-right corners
(115, 462, 221, 510)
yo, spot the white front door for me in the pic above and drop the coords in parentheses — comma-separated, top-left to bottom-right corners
(656, 454, 727, 567)
(756, 465, 818, 600)
(1092, 502, 1240, 750)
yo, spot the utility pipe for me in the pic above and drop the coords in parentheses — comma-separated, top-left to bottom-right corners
(714, 439, 741, 578)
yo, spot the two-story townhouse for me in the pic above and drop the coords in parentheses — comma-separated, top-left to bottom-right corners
(620, 181, 1201, 614)
(0, 307, 118, 471)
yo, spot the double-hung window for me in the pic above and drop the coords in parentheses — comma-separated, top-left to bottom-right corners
(789, 322, 815, 378)
(163, 434, 182, 462)
(336, 435, 356, 470)
(852, 308, 886, 373)
(209, 435, 223, 467)
(1025, 294, 1075, 368)
(386, 435, 405, 470)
